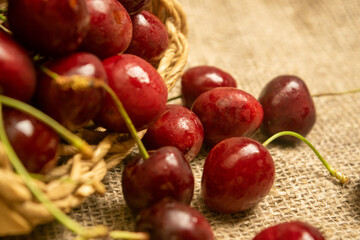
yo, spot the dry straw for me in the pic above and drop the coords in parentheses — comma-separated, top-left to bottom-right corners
(0, 0, 188, 236)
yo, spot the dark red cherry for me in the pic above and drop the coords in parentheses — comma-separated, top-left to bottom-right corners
(191, 87, 263, 147)
(94, 54, 168, 132)
(3, 108, 60, 174)
(122, 146, 194, 213)
(201, 137, 275, 213)
(80, 0, 132, 59)
(117, 0, 150, 15)
(142, 105, 204, 162)
(35, 52, 107, 131)
(258, 75, 316, 143)
(181, 66, 237, 109)
(253, 221, 325, 240)
(125, 10, 169, 63)
(135, 199, 214, 240)
(0, 31, 36, 102)
(7, 0, 90, 56)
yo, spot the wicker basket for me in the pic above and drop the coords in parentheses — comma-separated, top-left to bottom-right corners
(0, 0, 188, 236)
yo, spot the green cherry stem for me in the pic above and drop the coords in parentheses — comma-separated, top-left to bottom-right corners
(0, 95, 93, 158)
(109, 231, 149, 239)
(312, 88, 360, 98)
(262, 131, 349, 184)
(0, 12, 6, 21)
(167, 95, 182, 102)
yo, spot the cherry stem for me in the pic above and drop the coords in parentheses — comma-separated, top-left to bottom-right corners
(109, 231, 149, 239)
(0, 95, 93, 158)
(312, 88, 360, 98)
(167, 95, 182, 102)
(262, 131, 349, 184)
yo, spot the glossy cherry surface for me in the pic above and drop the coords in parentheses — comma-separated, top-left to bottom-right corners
(94, 54, 168, 132)
(192, 87, 263, 147)
(117, 0, 150, 15)
(4, 108, 60, 174)
(8, 0, 90, 56)
(181, 66, 237, 108)
(0, 31, 36, 102)
(202, 137, 275, 213)
(142, 105, 204, 162)
(258, 75, 316, 143)
(135, 199, 214, 240)
(35, 52, 107, 131)
(253, 221, 325, 240)
(122, 146, 194, 213)
(125, 10, 169, 63)
(80, 0, 132, 59)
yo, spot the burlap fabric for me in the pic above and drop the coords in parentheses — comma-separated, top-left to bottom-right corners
(3, 0, 360, 239)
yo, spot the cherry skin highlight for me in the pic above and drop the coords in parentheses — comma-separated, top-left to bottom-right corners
(80, 0, 133, 59)
(192, 87, 263, 147)
(142, 104, 204, 162)
(135, 199, 215, 240)
(201, 137, 275, 213)
(35, 52, 108, 131)
(94, 54, 168, 132)
(259, 75, 316, 143)
(7, 0, 90, 56)
(181, 66, 237, 109)
(252, 221, 325, 240)
(122, 146, 194, 213)
(0, 31, 36, 102)
(3, 108, 60, 174)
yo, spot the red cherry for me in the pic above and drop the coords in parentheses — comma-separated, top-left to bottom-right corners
(80, 0, 133, 59)
(125, 10, 169, 63)
(192, 87, 263, 147)
(35, 52, 108, 131)
(181, 66, 237, 108)
(0, 31, 36, 102)
(94, 54, 168, 132)
(253, 221, 325, 240)
(259, 75, 316, 143)
(4, 108, 60, 174)
(8, 0, 90, 56)
(142, 105, 204, 161)
(135, 199, 214, 240)
(201, 137, 275, 213)
(122, 146, 194, 213)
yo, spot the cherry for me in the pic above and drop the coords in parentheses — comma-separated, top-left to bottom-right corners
(258, 75, 316, 143)
(252, 221, 325, 240)
(79, 0, 133, 59)
(135, 199, 214, 240)
(7, 0, 90, 57)
(122, 146, 194, 213)
(191, 87, 263, 147)
(3, 107, 60, 174)
(201, 137, 275, 213)
(94, 54, 168, 133)
(181, 66, 237, 108)
(125, 10, 169, 63)
(35, 52, 108, 131)
(142, 104, 204, 162)
(0, 31, 36, 102)
(117, 0, 151, 15)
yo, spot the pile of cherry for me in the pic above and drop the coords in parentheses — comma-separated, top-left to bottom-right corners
(0, 0, 348, 239)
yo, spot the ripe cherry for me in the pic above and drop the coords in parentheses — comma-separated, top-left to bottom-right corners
(259, 75, 316, 143)
(0, 31, 36, 102)
(125, 10, 169, 63)
(3, 108, 60, 174)
(201, 137, 275, 213)
(35, 52, 108, 131)
(181, 66, 237, 108)
(252, 221, 325, 240)
(142, 104, 204, 162)
(117, 0, 150, 15)
(94, 54, 168, 133)
(122, 146, 194, 213)
(80, 0, 133, 59)
(7, 0, 90, 56)
(192, 87, 263, 147)
(135, 199, 214, 240)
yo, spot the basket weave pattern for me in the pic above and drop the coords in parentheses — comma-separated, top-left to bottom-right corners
(0, 0, 188, 236)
